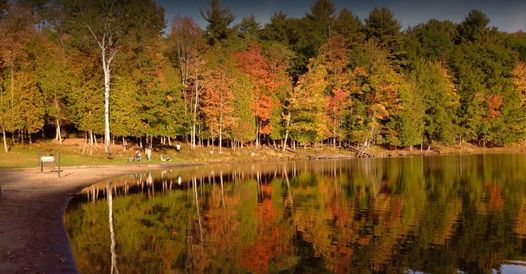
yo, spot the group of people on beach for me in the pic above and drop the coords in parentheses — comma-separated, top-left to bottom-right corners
(132, 144, 180, 162)
(133, 147, 152, 161)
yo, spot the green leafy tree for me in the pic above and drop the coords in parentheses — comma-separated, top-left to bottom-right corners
(413, 60, 459, 145)
(349, 40, 402, 148)
(289, 63, 328, 146)
(63, 0, 164, 153)
(398, 78, 424, 148)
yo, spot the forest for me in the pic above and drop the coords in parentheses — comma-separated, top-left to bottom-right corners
(0, 0, 525, 154)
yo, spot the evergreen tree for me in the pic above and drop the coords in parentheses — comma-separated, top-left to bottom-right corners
(237, 15, 260, 40)
(405, 19, 456, 65)
(365, 7, 402, 51)
(306, 0, 335, 37)
(260, 11, 290, 45)
(333, 8, 365, 47)
(201, 0, 234, 44)
(455, 10, 491, 43)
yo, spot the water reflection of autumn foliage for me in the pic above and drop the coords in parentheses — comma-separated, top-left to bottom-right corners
(65, 155, 526, 274)
(240, 182, 294, 273)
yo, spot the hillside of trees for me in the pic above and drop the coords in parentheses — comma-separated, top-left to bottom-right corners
(0, 0, 525, 154)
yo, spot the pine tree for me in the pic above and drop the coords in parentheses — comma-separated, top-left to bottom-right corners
(201, 0, 234, 44)
(333, 8, 364, 47)
(365, 7, 402, 52)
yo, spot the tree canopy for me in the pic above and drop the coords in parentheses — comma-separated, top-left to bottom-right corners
(0, 0, 524, 153)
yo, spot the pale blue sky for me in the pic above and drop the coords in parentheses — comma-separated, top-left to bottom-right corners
(157, 0, 526, 33)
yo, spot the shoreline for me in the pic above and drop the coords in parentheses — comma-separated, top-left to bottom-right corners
(0, 163, 199, 274)
(0, 150, 525, 273)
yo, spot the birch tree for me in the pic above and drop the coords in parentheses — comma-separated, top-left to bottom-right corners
(63, 0, 164, 153)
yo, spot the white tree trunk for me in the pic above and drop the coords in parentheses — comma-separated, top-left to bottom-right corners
(219, 113, 223, 153)
(255, 124, 260, 148)
(103, 62, 111, 154)
(88, 25, 115, 155)
(2, 128, 8, 153)
(191, 80, 201, 150)
(55, 118, 62, 144)
(282, 113, 291, 152)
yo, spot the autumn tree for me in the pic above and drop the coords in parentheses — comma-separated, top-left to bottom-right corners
(63, 0, 164, 153)
(288, 62, 328, 146)
(315, 35, 352, 146)
(0, 2, 45, 149)
(235, 43, 277, 147)
(349, 40, 402, 150)
(169, 16, 206, 149)
(201, 67, 236, 152)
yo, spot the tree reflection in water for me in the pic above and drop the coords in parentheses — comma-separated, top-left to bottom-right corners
(65, 154, 526, 273)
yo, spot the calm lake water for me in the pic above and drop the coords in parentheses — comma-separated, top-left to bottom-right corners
(65, 154, 526, 274)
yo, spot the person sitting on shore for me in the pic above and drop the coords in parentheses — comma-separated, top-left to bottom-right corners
(134, 149, 142, 162)
(160, 154, 172, 162)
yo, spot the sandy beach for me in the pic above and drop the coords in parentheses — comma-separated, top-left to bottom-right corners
(0, 164, 195, 274)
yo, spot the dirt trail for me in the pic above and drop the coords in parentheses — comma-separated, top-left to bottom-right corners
(0, 164, 194, 274)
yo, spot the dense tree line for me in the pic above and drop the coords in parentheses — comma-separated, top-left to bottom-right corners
(0, 0, 525, 154)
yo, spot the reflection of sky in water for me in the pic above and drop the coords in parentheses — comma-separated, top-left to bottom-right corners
(66, 154, 526, 274)
(495, 262, 526, 274)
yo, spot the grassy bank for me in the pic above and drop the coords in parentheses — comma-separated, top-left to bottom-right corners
(1, 139, 524, 169)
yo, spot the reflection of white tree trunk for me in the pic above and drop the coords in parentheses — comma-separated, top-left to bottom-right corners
(220, 171, 225, 209)
(283, 165, 293, 207)
(192, 177, 203, 241)
(107, 182, 119, 274)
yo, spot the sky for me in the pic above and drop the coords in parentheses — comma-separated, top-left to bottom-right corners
(156, 0, 526, 33)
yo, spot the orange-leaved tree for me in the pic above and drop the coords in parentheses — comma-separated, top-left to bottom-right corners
(236, 43, 283, 147)
(201, 67, 236, 152)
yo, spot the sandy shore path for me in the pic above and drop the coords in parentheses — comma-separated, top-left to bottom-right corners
(0, 164, 194, 274)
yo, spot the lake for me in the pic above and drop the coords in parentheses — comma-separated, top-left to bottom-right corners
(65, 154, 526, 273)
